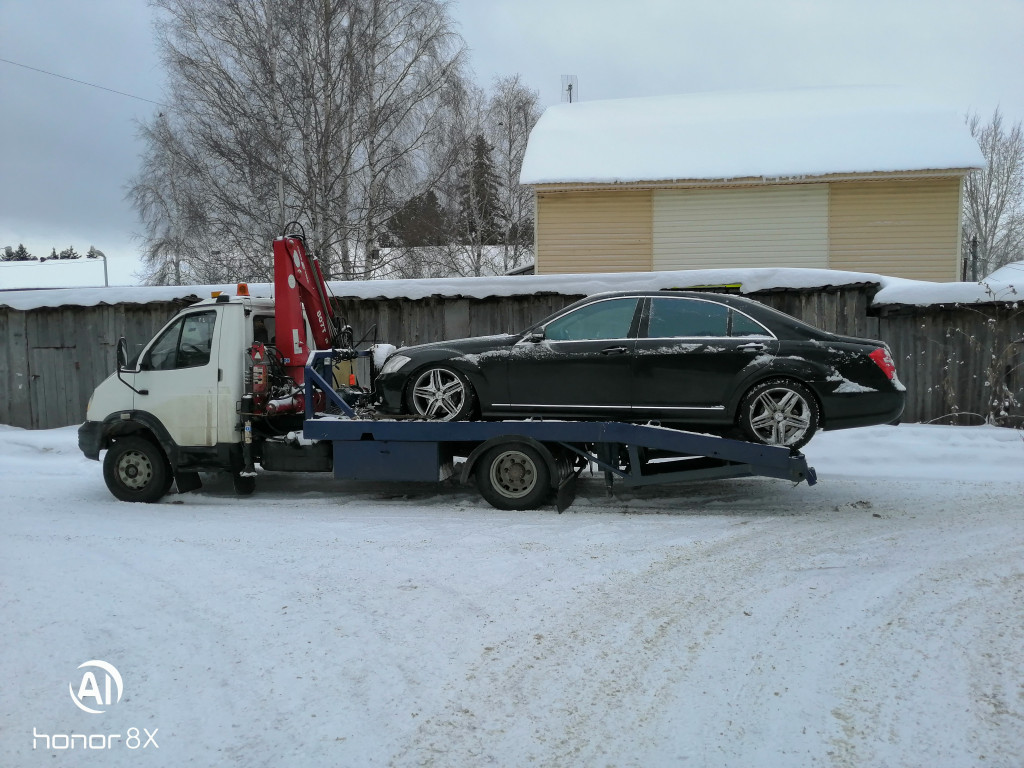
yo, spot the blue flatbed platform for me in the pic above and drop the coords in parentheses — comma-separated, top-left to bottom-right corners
(301, 352, 816, 510)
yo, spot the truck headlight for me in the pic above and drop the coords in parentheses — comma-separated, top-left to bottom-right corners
(379, 354, 411, 375)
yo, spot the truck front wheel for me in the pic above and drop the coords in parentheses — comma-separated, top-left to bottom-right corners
(103, 436, 171, 503)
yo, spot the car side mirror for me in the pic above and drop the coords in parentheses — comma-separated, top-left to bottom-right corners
(525, 330, 545, 343)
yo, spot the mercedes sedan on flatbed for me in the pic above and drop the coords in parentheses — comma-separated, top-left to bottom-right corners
(375, 290, 905, 448)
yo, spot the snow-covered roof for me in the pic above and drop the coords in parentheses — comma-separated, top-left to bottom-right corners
(1, 267, 1018, 312)
(520, 87, 985, 186)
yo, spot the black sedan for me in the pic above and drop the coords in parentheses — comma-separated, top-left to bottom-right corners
(374, 290, 905, 448)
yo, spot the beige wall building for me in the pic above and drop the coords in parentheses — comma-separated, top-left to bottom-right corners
(521, 90, 984, 281)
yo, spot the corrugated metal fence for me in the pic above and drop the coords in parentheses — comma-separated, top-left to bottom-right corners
(1, 286, 1021, 429)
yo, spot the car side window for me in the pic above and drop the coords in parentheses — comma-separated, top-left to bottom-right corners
(647, 298, 729, 338)
(143, 311, 217, 371)
(544, 298, 640, 341)
(730, 310, 771, 337)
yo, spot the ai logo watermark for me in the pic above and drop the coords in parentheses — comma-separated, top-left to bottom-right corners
(32, 659, 159, 751)
(69, 659, 123, 714)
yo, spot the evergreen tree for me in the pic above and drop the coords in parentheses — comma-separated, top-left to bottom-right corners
(7, 244, 34, 261)
(386, 191, 450, 247)
(456, 134, 502, 246)
(58, 246, 81, 260)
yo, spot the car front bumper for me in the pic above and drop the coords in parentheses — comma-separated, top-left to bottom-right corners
(374, 372, 406, 415)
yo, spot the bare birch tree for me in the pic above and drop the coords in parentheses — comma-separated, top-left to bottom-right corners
(963, 109, 1024, 279)
(487, 75, 541, 273)
(130, 0, 465, 284)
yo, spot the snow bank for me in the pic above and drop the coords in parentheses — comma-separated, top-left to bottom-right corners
(521, 87, 984, 185)
(2, 266, 1018, 312)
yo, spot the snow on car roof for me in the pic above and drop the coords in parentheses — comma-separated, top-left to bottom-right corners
(520, 87, 984, 185)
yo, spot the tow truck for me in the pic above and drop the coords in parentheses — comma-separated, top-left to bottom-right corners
(78, 226, 816, 511)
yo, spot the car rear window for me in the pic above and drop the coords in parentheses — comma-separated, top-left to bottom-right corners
(730, 310, 771, 337)
(648, 298, 729, 337)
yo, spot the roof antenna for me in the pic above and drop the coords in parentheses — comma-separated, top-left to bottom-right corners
(561, 75, 578, 103)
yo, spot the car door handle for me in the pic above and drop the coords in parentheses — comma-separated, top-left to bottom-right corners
(737, 342, 767, 352)
(600, 346, 629, 355)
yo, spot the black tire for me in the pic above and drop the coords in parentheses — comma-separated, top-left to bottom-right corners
(102, 436, 172, 503)
(738, 378, 821, 449)
(475, 442, 552, 510)
(405, 365, 477, 421)
(232, 472, 256, 496)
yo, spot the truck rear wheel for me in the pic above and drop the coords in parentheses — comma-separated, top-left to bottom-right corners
(103, 436, 171, 503)
(232, 472, 256, 496)
(475, 442, 552, 511)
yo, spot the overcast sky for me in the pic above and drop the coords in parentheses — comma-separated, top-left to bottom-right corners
(1, 0, 1022, 288)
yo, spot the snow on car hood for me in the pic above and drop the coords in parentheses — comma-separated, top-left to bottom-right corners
(398, 334, 520, 356)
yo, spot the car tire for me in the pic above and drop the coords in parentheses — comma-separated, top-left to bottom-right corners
(738, 378, 821, 449)
(103, 435, 172, 503)
(405, 365, 477, 421)
(475, 442, 553, 510)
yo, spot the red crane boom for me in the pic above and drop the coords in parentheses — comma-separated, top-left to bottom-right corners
(272, 232, 339, 385)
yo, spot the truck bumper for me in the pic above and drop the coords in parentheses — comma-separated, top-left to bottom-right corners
(78, 421, 104, 460)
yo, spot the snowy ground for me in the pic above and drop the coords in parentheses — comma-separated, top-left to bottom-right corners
(2, 423, 1022, 767)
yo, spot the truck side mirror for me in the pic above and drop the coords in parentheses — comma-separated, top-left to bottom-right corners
(116, 337, 128, 371)
(115, 336, 148, 396)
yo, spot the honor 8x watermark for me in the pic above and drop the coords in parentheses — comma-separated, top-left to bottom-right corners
(32, 660, 159, 752)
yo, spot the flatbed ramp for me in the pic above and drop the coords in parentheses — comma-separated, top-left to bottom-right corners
(303, 417, 816, 511)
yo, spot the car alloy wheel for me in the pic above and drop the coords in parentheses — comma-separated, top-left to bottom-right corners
(408, 366, 474, 421)
(740, 379, 820, 449)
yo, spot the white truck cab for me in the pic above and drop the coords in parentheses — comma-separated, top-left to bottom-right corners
(79, 294, 281, 501)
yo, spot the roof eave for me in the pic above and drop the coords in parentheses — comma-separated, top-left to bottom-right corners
(526, 167, 981, 192)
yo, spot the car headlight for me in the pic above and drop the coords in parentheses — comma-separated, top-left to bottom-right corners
(379, 354, 412, 375)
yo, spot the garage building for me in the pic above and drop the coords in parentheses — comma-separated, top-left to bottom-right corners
(520, 88, 985, 281)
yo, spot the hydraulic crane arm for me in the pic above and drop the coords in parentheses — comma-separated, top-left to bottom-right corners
(272, 228, 340, 385)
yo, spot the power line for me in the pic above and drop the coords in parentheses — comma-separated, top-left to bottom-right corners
(0, 56, 168, 108)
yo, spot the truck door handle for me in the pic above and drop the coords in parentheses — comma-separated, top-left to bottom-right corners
(737, 342, 767, 352)
(601, 346, 629, 355)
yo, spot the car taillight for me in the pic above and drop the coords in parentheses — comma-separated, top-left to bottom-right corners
(869, 347, 896, 380)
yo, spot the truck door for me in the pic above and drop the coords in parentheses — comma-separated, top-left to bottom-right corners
(132, 309, 221, 447)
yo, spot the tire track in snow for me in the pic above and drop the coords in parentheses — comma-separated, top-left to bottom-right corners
(391, 482, 1024, 767)
(390, 519, 808, 766)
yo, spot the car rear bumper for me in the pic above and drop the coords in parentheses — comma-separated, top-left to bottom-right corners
(818, 389, 906, 431)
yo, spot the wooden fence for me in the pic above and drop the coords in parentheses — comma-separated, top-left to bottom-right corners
(1, 286, 1021, 430)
